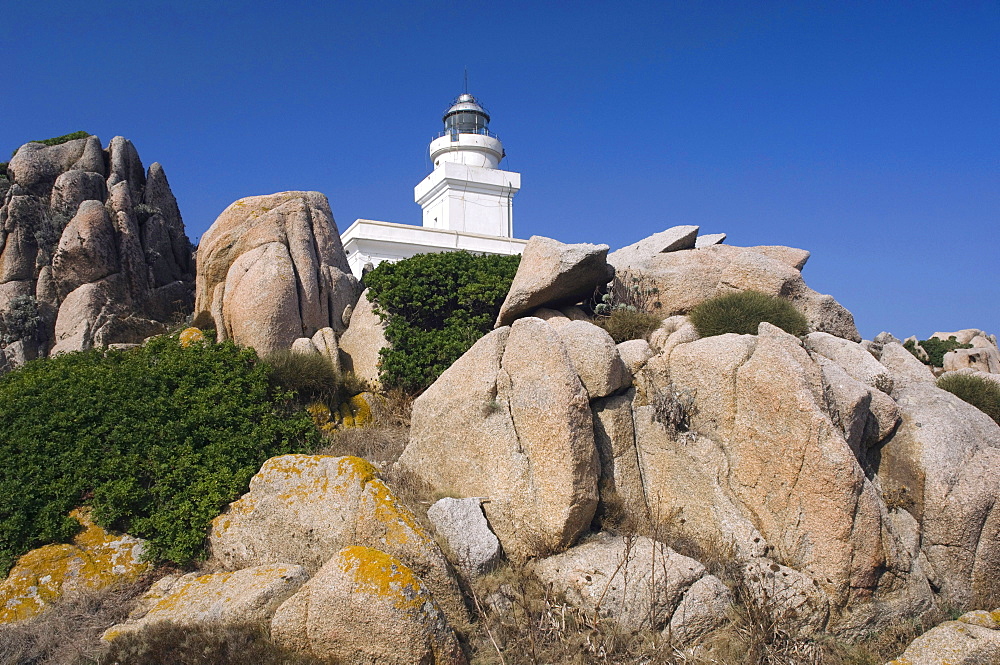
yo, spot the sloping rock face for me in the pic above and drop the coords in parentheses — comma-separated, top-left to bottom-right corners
(607, 227, 859, 341)
(193, 191, 359, 356)
(208, 454, 466, 625)
(338, 288, 388, 387)
(270, 547, 467, 665)
(0, 508, 148, 624)
(398, 317, 599, 559)
(0, 136, 195, 369)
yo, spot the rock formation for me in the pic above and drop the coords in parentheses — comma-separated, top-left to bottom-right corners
(0, 135, 195, 369)
(192, 191, 359, 356)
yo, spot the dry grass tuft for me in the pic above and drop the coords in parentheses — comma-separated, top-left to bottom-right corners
(0, 574, 158, 665)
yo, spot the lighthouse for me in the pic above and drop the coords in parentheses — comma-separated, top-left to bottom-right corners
(340, 92, 527, 278)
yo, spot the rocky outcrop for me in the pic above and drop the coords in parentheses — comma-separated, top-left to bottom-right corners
(208, 454, 466, 624)
(193, 191, 359, 356)
(270, 547, 467, 665)
(606, 226, 859, 341)
(427, 498, 503, 578)
(495, 236, 614, 327)
(0, 508, 148, 624)
(0, 135, 194, 369)
(398, 317, 599, 559)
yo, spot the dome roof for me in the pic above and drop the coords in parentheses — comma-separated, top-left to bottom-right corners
(443, 93, 490, 123)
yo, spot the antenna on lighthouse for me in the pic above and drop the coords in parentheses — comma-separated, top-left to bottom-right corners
(464, 67, 468, 94)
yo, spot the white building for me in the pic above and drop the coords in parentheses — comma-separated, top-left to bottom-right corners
(340, 93, 527, 278)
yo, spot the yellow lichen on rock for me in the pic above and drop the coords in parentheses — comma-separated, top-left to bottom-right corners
(338, 546, 426, 611)
(0, 508, 148, 624)
(348, 392, 374, 426)
(178, 327, 206, 347)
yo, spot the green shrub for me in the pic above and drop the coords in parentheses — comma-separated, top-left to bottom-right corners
(364, 251, 520, 393)
(937, 373, 1000, 425)
(0, 162, 8, 179)
(595, 308, 662, 343)
(261, 350, 339, 406)
(10, 131, 91, 158)
(0, 335, 320, 575)
(688, 290, 809, 338)
(1, 295, 41, 345)
(906, 336, 973, 368)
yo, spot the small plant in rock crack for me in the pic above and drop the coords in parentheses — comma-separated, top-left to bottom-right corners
(652, 384, 696, 437)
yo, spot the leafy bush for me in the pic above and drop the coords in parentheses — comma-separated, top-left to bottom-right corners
(905, 336, 972, 368)
(688, 290, 809, 338)
(0, 336, 320, 575)
(10, 131, 91, 158)
(595, 308, 662, 343)
(364, 251, 520, 393)
(0, 162, 8, 179)
(937, 372, 1000, 425)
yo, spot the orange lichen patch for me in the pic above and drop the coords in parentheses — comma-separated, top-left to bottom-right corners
(363, 479, 429, 549)
(178, 327, 206, 347)
(338, 546, 426, 611)
(0, 508, 148, 624)
(338, 456, 378, 486)
(348, 393, 373, 427)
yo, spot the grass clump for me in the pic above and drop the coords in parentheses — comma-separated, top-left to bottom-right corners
(97, 621, 328, 665)
(261, 350, 340, 406)
(0, 335, 320, 576)
(689, 290, 809, 338)
(595, 308, 662, 343)
(364, 251, 520, 394)
(937, 372, 1000, 425)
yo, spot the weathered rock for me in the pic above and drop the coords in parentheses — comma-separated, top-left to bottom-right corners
(591, 391, 649, 525)
(7, 136, 102, 199)
(607, 242, 859, 340)
(530, 533, 706, 632)
(104, 565, 308, 640)
(106, 136, 146, 204)
(554, 320, 629, 398)
(694, 232, 726, 248)
(877, 340, 936, 391)
(51, 200, 120, 295)
(399, 318, 599, 559)
(0, 509, 148, 624)
(290, 336, 318, 356)
(529, 306, 571, 326)
(743, 558, 831, 634)
(339, 289, 387, 387)
(877, 382, 1000, 604)
(607, 225, 699, 268)
(311, 326, 342, 375)
(931, 329, 983, 345)
(209, 454, 466, 624)
(49, 170, 108, 217)
(665, 574, 732, 645)
(193, 191, 359, 353)
(887, 608, 1000, 665)
(805, 331, 894, 392)
(496, 236, 614, 327)
(943, 346, 1000, 374)
(271, 547, 466, 665)
(616, 338, 654, 375)
(427, 498, 503, 578)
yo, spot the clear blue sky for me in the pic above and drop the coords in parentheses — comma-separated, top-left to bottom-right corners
(2, 1, 997, 339)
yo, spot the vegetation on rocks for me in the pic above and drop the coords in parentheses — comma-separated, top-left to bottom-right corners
(688, 290, 809, 337)
(937, 372, 1000, 425)
(364, 251, 520, 393)
(905, 335, 973, 368)
(9, 131, 91, 158)
(0, 335, 320, 576)
(595, 308, 663, 343)
(0, 295, 42, 345)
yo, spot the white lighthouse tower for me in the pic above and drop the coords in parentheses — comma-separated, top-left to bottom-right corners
(415, 94, 520, 237)
(340, 92, 527, 278)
